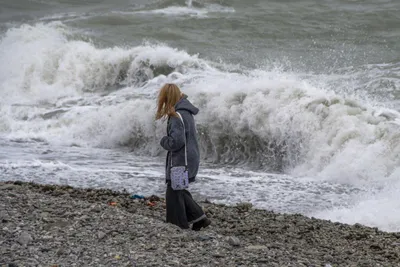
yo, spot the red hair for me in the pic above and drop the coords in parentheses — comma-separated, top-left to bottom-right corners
(155, 83, 182, 120)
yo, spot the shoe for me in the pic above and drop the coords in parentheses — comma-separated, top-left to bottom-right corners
(192, 218, 211, 231)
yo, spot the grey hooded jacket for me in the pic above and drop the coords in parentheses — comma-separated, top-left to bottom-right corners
(160, 95, 200, 184)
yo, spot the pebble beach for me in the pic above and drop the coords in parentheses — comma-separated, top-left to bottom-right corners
(1, 181, 400, 267)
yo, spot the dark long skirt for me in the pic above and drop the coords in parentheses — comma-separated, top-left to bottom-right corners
(166, 186, 206, 229)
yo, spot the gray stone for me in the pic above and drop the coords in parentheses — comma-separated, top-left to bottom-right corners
(236, 202, 253, 212)
(0, 184, 15, 190)
(296, 219, 307, 226)
(196, 235, 213, 241)
(52, 220, 70, 228)
(227, 236, 241, 246)
(80, 215, 89, 221)
(3, 181, 400, 267)
(98, 231, 106, 240)
(212, 253, 225, 258)
(17, 231, 33, 246)
(57, 248, 67, 256)
(246, 245, 268, 250)
(41, 212, 51, 218)
(0, 210, 8, 222)
(42, 235, 53, 240)
(91, 205, 102, 213)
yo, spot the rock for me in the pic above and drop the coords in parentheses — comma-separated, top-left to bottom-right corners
(91, 206, 102, 213)
(3, 181, 400, 267)
(0, 210, 8, 222)
(370, 244, 382, 250)
(41, 212, 52, 222)
(196, 235, 213, 241)
(296, 219, 307, 226)
(52, 220, 69, 228)
(41, 212, 51, 218)
(0, 184, 15, 190)
(80, 215, 89, 221)
(40, 247, 51, 252)
(167, 260, 180, 266)
(11, 244, 20, 251)
(236, 202, 253, 212)
(56, 248, 67, 256)
(148, 195, 160, 202)
(246, 245, 268, 250)
(98, 231, 106, 240)
(323, 255, 334, 262)
(227, 236, 240, 246)
(17, 232, 33, 246)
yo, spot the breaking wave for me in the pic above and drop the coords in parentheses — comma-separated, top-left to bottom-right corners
(1, 22, 400, 183)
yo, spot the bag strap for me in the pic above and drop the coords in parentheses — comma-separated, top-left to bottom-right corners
(170, 112, 188, 167)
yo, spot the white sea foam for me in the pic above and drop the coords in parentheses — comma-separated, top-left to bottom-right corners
(128, 3, 235, 18)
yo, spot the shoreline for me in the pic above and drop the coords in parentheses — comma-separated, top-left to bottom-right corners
(1, 180, 400, 266)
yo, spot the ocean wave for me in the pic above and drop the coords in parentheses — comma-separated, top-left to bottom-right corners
(1, 22, 400, 184)
(0, 22, 210, 103)
(125, 0, 235, 18)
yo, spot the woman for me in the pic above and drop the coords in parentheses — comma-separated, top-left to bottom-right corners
(156, 83, 211, 230)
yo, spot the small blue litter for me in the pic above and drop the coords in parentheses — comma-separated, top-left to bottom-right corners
(130, 194, 145, 200)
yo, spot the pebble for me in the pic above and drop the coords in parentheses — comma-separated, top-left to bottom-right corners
(0, 210, 8, 222)
(1, 181, 400, 267)
(17, 231, 33, 246)
(227, 236, 241, 246)
(0, 184, 15, 190)
(246, 245, 268, 250)
(196, 234, 213, 241)
(98, 231, 106, 240)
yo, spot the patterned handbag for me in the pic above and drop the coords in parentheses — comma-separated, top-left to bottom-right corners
(170, 112, 189, 190)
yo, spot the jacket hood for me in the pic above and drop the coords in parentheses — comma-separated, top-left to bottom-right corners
(175, 95, 199, 115)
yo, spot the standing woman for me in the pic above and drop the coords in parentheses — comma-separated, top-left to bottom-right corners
(156, 83, 211, 230)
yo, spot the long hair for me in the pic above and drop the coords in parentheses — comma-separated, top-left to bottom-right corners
(155, 83, 182, 120)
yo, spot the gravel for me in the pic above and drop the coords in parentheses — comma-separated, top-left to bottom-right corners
(1, 181, 400, 266)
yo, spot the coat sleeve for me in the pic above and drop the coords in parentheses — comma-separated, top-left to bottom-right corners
(160, 116, 185, 152)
